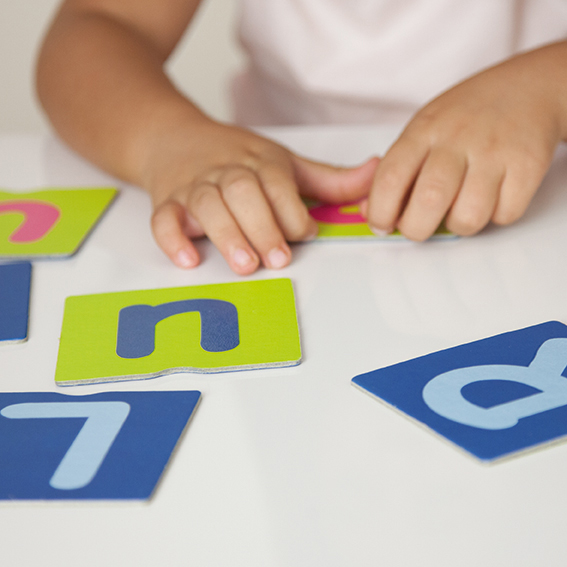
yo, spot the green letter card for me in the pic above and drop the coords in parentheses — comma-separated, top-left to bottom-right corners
(55, 278, 301, 385)
(0, 187, 117, 258)
(307, 200, 454, 240)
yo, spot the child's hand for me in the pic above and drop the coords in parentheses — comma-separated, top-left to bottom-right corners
(146, 118, 378, 274)
(36, 0, 377, 276)
(365, 43, 567, 240)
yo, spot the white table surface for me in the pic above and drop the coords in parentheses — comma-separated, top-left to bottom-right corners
(1, 125, 567, 566)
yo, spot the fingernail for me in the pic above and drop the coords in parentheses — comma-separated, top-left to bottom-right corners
(176, 249, 197, 268)
(267, 247, 289, 269)
(233, 248, 255, 268)
(304, 229, 319, 241)
(304, 223, 319, 241)
(369, 225, 392, 237)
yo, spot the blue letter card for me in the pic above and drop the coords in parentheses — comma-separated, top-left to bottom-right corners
(0, 390, 200, 500)
(352, 321, 567, 462)
(0, 261, 31, 344)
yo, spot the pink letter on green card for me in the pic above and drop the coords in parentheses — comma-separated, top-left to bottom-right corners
(307, 200, 454, 240)
(55, 278, 301, 386)
(0, 187, 117, 258)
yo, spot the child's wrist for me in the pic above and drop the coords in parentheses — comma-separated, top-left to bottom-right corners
(131, 96, 214, 191)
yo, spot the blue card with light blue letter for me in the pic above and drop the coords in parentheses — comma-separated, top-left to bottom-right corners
(353, 321, 567, 461)
(0, 390, 200, 500)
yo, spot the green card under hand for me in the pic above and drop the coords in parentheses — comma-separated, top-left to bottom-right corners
(55, 278, 302, 386)
(307, 201, 454, 239)
(0, 187, 117, 258)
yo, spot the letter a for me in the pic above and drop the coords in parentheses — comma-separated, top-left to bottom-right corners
(422, 338, 567, 430)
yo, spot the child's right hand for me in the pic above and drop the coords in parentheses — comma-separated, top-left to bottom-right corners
(363, 42, 567, 241)
(145, 117, 378, 274)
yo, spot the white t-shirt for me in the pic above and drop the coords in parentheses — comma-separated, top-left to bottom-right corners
(232, 0, 567, 126)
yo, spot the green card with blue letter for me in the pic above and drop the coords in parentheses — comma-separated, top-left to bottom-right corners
(55, 278, 301, 385)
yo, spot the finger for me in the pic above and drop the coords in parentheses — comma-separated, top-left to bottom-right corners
(492, 161, 548, 226)
(366, 135, 428, 234)
(445, 162, 504, 236)
(186, 181, 260, 275)
(397, 148, 467, 241)
(219, 167, 292, 269)
(151, 200, 200, 269)
(256, 163, 318, 242)
(291, 155, 379, 203)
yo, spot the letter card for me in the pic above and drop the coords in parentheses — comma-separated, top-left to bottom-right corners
(55, 278, 301, 385)
(307, 200, 454, 239)
(0, 261, 31, 344)
(353, 321, 567, 461)
(0, 390, 200, 500)
(0, 187, 117, 258)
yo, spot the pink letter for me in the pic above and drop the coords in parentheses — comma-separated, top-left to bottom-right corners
(0, 201, 61, 243)
(308, 203, 366, 225)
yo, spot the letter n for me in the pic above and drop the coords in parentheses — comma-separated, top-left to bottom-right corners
(116, 299, 239, 358)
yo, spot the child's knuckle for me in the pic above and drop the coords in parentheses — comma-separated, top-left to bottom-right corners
(450, 208, 485, 235)
(224, 177, 256, 199)
(190, 183, 219, 211)
(379, 168, 404, 190)
(419, 180, 448, 209)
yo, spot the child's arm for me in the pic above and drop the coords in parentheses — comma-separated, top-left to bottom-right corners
(365, 42, 567, 240)
(37, 0, 377, 274)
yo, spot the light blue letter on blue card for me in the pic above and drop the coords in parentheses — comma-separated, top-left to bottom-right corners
(1, 401, 130, 490)
(353, 321, 567, 461)
(0, 391, 200, 500)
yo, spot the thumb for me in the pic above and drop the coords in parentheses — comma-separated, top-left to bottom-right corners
(291, 155, 380, 203)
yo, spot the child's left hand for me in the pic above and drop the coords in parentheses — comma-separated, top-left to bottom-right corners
(364, 42, 567, 239)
